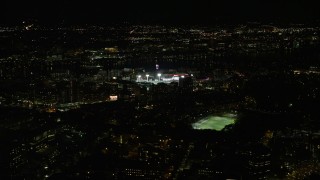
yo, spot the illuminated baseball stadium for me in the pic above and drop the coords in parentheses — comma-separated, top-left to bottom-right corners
(192, 113, 237, 131)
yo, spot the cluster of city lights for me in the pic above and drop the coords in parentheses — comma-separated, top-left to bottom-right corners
(137, 73, 161, 82)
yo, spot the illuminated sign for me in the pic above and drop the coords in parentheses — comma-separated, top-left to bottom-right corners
(109, 95, 118, 101)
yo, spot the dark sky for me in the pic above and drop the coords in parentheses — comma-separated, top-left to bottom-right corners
(2, 0, 320, 25)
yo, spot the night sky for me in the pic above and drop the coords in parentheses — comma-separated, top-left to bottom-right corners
(2, 0, 320, 25)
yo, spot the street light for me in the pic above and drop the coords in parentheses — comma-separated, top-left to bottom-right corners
(146, 74, 149, 81)
(157, 73, 161, 81)
(137, 75, 141, 82)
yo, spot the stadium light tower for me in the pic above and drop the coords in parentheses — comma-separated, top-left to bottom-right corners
(157, 73, 161, 81)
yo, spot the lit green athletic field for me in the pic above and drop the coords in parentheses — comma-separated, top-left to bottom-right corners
(192, 113, 236, 131)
